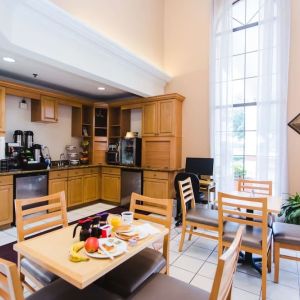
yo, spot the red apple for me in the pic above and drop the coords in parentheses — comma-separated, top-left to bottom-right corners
(84, 237, 99, 253)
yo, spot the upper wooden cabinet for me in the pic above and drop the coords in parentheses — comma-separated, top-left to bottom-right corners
(0, 87, 5, 135)
(31, 96, 58, 123)
(142, 94, 184, 137)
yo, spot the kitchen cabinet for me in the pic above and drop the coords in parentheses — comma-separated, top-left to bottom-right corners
(0, 175, 13, 227)
(0, 87, 5, 135)
(67, 176, 84, 207)
(142, 96, 183, 138)
(83, 174, 98, 203)
(102, 167, 120, 203)
(31, 96, 58, 123)
(143, 171, 176, 199)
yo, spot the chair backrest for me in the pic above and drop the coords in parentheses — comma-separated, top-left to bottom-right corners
(0, 258, 24, 300)
(178, 177, 196, 218)
(15, 191, 68, 242)
(174, 172, 200, 203)
(237, 179, 272, 196)
(130, 192, 173, 229)
(218, 192, 268, 251)
(210, 226, 243, 300)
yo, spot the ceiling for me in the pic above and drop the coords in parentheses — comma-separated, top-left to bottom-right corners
(0, 48, 136, 100)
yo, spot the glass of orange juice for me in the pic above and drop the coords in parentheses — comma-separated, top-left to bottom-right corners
(107, 214, 122, 230)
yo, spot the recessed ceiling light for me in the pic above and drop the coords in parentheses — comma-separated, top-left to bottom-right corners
(3, 57, 15, 63)
(97, 87, 105, 91)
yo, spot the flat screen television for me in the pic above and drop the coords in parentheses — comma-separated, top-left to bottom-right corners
(185, 157, 214, 177)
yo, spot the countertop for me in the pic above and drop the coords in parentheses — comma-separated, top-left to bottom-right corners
(0, 163, 184, 176)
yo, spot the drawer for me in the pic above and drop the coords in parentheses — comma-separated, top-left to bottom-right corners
(68, 168, 85, 177)
(0, 175, 13, 186)
(102, 167, 120, 175)
(49, 170, 68, 179)
(82, 167, 100, 175)
(143, 171, 169, 180)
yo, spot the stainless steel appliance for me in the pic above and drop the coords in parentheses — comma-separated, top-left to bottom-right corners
(121, 169, 142, 206)
(13, 172, 48, 224)
(106, 142, 120, 165)
(13, 130, 24, 146)
(24, 131, 34, 148)
(120, 138, 141, 167)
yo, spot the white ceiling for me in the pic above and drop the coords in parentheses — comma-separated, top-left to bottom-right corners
(0, 48, 135, 100)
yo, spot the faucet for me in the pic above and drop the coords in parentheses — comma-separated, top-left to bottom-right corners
(59, 153, 65, 167)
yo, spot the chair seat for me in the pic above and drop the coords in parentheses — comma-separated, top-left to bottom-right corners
(273, 222, 300, 246)
(99, 247, 166, 297)
(186, 207, 219, 227)
(130, 273, 209, 300)
(26, 278, 121, 300)
(21, 258, 58, 286)
(223, 222, 272, 249)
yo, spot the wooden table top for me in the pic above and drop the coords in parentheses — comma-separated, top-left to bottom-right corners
(221, 191, 282, 214)
(13, 222, 168, 289)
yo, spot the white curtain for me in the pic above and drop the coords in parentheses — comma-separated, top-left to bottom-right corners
(210, 0, 291, 196)
(210, 0, 235, 192)
(256, 0, 290, 196)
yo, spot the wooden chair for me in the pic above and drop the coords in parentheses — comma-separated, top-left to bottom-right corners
(178, 177, 218, 252)
(98, 192, 173, 297)
(130, 226, 243, 300)
(237, 179, 272, 196)
(272, 222, 300, 283)
(14, 191, 68, 292)
(0, 258, 121, 300)
(218, 192, 272, 300)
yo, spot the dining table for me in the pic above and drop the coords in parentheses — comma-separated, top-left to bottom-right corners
(13, 221, 168, 289)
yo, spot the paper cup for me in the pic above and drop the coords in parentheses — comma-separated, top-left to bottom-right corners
(121, 211, 134, 225)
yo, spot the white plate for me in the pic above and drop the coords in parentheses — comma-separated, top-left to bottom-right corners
(85, 238, 127, 259)
(116, 226, 149, 241)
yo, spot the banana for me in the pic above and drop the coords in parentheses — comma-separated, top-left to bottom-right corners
(69, 241, 89, 262)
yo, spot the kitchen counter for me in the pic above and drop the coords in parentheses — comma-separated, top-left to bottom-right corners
(0, 163, 183, 176)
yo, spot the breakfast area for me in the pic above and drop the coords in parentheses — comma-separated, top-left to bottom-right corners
(1, 0, 300, 300)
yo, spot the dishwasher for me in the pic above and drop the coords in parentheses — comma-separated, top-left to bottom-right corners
(13, 172, 48, 224)
(121, 169, 142, 206)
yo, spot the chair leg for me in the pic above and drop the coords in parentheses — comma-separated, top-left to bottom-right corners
(261, 255, 267, 300)
(267, 245, 272, 273)
(179, 221, 186, 252)
(188, 225, 194, 241)
(274, 242, 280, 283)
(218, 238, 223, 258)
(226, 286, 232, 300)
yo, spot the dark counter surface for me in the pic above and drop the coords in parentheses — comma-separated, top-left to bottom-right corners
(0, 163, 183, 176)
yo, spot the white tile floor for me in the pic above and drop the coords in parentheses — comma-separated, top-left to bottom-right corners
(1, 202, 300, 300)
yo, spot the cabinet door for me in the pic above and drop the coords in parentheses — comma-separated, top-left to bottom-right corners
(158, 100, 175, 136)
(0, 87, 5, 134)
(49, 178, 68, 210)
(42, 97, 58, 122)
(102, 174, 120, 203)
(67, 177, 83, 207)
(0, 185, 13, 226)
(143, 178, 169, 199)
(83, 175, 98, 203)
(142, 102, 157, 136)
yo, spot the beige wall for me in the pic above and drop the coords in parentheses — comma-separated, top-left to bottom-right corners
(164, 0, 211, 164)
(287, 0, 300, 194)
(50, 0, 164, 69)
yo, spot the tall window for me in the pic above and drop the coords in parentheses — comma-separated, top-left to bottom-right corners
(211, 0, 290, 196)
(232, 0, 260, 179)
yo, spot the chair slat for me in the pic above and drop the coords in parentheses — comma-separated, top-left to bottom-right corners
(21, 202, 62, 216)
(134, 204, 167, 217)
(23, 219, 63, 237)
(23, 210, 62, 226)
(222, 209, 263, 220)
(222, 201, 263, 211)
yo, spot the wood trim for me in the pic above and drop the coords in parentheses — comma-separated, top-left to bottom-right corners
(1, 80, 96, 105)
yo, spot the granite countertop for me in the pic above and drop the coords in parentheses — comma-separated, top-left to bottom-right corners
(0, 163, 184, 176)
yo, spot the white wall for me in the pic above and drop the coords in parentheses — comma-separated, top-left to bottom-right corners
(130, 109, 142, 137)
(5, 95, 80, 160)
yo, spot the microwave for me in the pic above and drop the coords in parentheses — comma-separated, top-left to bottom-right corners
(106, 149, 120, 165)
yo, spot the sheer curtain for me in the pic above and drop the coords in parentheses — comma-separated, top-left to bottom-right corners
(210, 0, 235, 192)
(256, 0, 290, 196)
(210, 0, 291, 196)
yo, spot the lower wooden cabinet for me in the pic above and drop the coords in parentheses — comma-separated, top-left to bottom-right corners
(83, 174, 98, 203)
(49, 178, 68, 197)
(0, 184, 13, 226)
(102, 174, 120, 203)
(67, 176, 84, 207)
